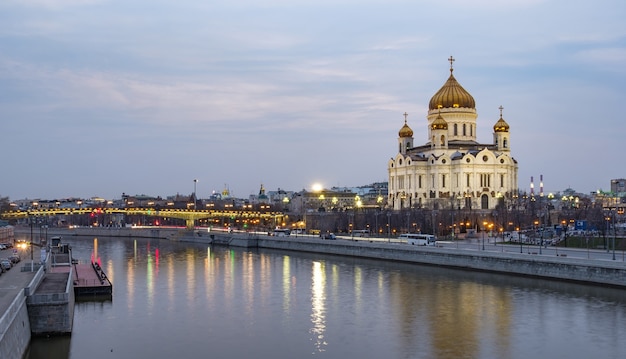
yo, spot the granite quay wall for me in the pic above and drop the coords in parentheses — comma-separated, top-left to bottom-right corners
(254, 237, 626, 288)
(15, 227, 626, 288)
(0, 290, 31, 359)
(0, 266, 46, 359)
(26, 267, 75, 336)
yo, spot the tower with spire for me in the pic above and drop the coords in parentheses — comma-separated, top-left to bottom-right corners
(388, 57, 519, 211)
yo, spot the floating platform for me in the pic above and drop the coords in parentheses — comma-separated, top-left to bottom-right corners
(72, 262, 112, 297)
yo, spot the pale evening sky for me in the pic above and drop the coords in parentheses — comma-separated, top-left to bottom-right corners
(1, 0, 624, 201)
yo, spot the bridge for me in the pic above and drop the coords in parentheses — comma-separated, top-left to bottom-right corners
(0, 208, 287, 230)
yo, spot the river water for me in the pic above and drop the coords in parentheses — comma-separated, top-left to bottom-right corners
(21, 235, 626, 359)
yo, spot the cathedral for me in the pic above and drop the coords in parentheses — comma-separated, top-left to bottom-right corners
(387, 57, 518, 211)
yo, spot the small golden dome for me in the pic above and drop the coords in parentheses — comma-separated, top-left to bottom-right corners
(493, 117, 509, 132)
(399, 121, 413, 137)
(431, 113, 448, 130)
(428, 59, 475, 110)
(493, 106, 509, 132)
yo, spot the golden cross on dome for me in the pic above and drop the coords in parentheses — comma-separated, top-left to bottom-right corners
(499, 105, 504, 117)
(403, 112, 408, 123)
(448, 56, 455, 72)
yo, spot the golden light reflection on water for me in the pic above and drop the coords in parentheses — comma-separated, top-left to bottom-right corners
(310, 261, 327, 353)
(146, 243, 154, 311)
(282, 256, 291, 314)
(186, 249, 196, 308)
(126, 240, 136, 312)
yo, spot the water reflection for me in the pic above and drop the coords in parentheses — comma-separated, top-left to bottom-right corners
(21, 235, 626, 359)
(310, 261, 327, 353)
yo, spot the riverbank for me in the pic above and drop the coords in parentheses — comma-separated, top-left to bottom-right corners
(14, 226, 626, 288)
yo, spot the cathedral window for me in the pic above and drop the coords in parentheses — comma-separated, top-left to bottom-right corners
(440, 135, 445, 146)
(418, 175, 422, 188)
(480, 174, 491, 187)
(503, 138, 508, 148)
(500, 174, 504, 187)
(398, 176, 404, 189)
(454, 124, 458, 136)
(466, 173, 470, 187)
(470, 125, 473, 137)
(463, 124, 466, 136)
(442, 174, 446, 188)
(431, 175, 435, 188)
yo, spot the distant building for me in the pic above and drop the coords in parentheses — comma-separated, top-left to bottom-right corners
(388, 57, 519, 210)
(611, 179, 626, 194)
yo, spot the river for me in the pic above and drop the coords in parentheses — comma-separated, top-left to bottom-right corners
(21, 234, 626, 359)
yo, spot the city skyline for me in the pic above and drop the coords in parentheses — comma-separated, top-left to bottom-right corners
(1, 0, 625, 200)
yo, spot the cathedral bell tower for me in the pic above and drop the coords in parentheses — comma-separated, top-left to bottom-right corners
(430, 111, 448, 149)
(398, 112, 414, 155)
(493, 105, 510, 151)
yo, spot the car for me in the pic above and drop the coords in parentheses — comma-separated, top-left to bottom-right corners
(320, 233, 336, 240)
(9, 255, 20, 264)
(0, 259, 12, 271)
(0, 244, 6, 250)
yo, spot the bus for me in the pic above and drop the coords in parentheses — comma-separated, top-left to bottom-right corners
(272, 229, 291, 237)
(398, 233, 437, 246)
(351, 229, 370, 237)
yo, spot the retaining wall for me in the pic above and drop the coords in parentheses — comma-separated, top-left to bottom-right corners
(0, 266, 46, 359)
(255, 236, 626, 287)
(26, 268, 75, 335)
(16, 227, 626, 288)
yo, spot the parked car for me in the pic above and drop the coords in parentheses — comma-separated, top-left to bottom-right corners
(0, 259, 12, 271)
(9, 255, 20, 264)
(0, 244, 6, 250)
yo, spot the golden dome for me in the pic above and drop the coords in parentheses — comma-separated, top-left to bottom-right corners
(428, 62, 475, 110)
(399, 120, 413, 137)
(431, 113, 448, 130)
(493, 117, 509, 132)
(493, 105, 509, 132)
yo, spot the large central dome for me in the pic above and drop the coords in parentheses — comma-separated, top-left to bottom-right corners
(428, 68, 475, 110)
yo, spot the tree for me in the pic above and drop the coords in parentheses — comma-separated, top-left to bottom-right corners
(0, 196, 10, 213)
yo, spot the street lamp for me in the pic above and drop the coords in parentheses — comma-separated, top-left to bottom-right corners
(387, 211, 391, 242)
(482, 221, 487, 250)
(193, 179, 198, 211)
(534, 220, 541, 255)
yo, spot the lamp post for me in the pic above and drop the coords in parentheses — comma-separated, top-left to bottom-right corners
(193, 179, 198, 211)
(482, 221, 486, 251)
(612, 212, 616, 261)
(534, 220, 541, 255)
(387, 211, 391, 242)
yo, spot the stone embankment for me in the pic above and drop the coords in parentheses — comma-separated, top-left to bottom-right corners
(25, 226, 626, 288)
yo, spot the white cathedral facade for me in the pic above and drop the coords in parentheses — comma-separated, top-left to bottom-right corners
(387, 58, 518, 211)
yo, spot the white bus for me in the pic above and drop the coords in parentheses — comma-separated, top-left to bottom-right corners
(351, 229, 370, 237)
(398, 233, 437, 246)
(272, 229, 291, 237)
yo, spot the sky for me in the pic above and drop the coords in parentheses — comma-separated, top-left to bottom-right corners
(1, 0, 625, 201)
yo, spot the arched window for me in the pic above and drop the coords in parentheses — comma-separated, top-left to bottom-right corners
(503, 138, 508, 148)
(481, 194, 489, 209)
(440, 135, 445, 146)
(454, 124, 458, 136)
(463, 124, 466, 136)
